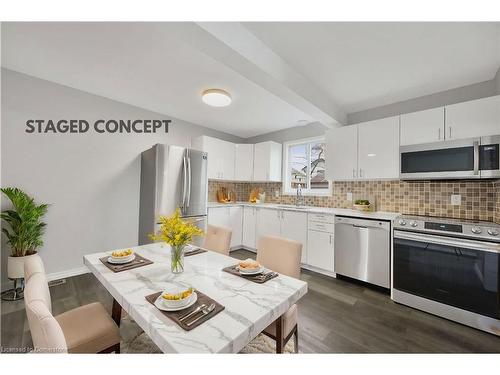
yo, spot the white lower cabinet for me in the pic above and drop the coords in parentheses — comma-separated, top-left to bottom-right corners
(209, 205, 334, 275)
(307, 230, 334, 272)
(281, 210, 308, 264)
(207, 206, 242, 249)
(255, 208, 282, 239)
(255, 208, 308, 263)
(242, 206, 257, 249)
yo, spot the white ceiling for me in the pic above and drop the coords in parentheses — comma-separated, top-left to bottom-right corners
(243, 22, 500, 113)
(2, 22, 500, 137)
(1, 22, 313, 138)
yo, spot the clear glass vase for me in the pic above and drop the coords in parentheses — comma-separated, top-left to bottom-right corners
(170, 245, 185, 274)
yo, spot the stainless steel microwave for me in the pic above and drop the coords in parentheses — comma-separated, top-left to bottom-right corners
(400, 135, 500, 180)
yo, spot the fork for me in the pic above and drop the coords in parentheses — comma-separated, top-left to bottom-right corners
(186, 303, 216, 327)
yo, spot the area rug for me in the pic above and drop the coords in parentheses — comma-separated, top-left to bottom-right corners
(120, 315, 296, 354)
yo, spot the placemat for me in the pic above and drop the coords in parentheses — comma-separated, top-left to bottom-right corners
(222, 265, 279, 284)
(145, 290, 224, 331)
(184, 248, 208, 257)
(99, 253, 153, 273)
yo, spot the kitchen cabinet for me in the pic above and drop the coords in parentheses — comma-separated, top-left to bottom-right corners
(253, 141, 282, 182)
(234, 144, 254, 181)
(445, 95, 500, 140)
(242, 206, 257, 249)
(192, 136, 235, 180)
(207, 206, 242, 249)
(325, 117, 399, 181)
(307, 230, 334, 272)
(255, 208, 282, 240)
(255, 208, 308, 263)
(400, 107, 445, 145)
(281, 210, 308, 264)
(307, 213, 335, 272)
(357, 116, 400, 179)
(325, 125, 358, 180)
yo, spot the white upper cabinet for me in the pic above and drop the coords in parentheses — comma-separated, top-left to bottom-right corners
(358, 116, 400, 179)
(400, 107, 445, 145)
(234, 144, 254, 181)
(192, 136, 235, 180)
(253, 141, 282, 182)
(445, 95, 500, 140)
(325, 125, 358, 181)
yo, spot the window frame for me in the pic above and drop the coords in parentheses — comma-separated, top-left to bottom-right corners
(282, 136, 332, 196)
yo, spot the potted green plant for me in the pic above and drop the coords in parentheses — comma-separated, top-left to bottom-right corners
(1, 187, 48, 300)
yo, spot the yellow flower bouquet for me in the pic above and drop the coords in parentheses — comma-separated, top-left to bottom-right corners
(150, 208, 204, 273)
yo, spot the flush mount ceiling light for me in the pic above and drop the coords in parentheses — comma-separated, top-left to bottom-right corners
(202, 89, 232, 107)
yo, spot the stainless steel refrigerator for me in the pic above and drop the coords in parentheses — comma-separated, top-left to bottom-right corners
(138, 144, 208, 246)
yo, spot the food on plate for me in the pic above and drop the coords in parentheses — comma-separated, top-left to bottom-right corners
(111, 248, 133, 258)
(162, 287, 193, 301)
(238, 258, 261, 270)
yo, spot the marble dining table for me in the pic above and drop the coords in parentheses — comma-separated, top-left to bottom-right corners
(83, 243, 308, 353)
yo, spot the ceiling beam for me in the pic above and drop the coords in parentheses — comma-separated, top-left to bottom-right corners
(164, 22, 346, 128)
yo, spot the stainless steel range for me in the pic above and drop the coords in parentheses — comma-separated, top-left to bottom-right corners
(393, 215, 500, 336)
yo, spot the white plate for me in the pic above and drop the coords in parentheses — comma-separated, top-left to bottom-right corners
(237, 266, 264, 275)
(154, 292, 198, 312)
(108, 254, 135, 264)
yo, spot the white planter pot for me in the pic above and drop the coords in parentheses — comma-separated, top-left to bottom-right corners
(7, 253, 38, 279)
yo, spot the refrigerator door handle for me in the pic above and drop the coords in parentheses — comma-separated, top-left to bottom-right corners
(182, 154, 187, 209)
(186, 153, 192, 207)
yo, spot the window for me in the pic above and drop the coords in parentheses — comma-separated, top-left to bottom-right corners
(283, 137, 331, 195)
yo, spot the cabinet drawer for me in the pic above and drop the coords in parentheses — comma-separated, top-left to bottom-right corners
(308, 213, 334, 224)
(308, 221, 334, 233)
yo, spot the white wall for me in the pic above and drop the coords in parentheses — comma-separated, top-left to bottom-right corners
(1, 69, 243, 285)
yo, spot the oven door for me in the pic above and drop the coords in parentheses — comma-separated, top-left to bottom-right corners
(393, 230, 500, 319)
(400, 138, 480, 180)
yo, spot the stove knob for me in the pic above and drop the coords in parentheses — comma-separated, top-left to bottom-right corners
(471, 226, 482, 234)
(487, 228, 499, 236)
(409, 221, 418, 227)
(398, 219, 406, 226)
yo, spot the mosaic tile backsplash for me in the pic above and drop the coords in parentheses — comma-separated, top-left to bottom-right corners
(208, 179, 500, 223)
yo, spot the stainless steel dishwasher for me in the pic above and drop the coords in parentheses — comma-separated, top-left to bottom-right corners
(334, 216, 390, 288)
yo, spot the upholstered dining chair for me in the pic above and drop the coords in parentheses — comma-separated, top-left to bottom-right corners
(203, 224, 232, 255)
(256, 235, 302, 353)
(24, 255, 121, 353)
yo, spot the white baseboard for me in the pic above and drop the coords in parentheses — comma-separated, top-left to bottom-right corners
(46, 266, 90, 282)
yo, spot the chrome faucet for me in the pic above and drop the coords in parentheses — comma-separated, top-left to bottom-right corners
(296, 184, 304, 207)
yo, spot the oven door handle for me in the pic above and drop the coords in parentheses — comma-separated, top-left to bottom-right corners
(394, 230, 500, 253)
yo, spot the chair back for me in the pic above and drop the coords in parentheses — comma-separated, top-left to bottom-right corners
(24, 254, 52, 313)
(24, 254, 46, 282)
(257, 235, 302, 279)
(24, 272, 67, 353)
(203, 224, 232, 255)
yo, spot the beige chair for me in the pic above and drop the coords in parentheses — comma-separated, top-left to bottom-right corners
(24, 255, 120, 353)
(203, 224, 232, 255)
(257, 235, 302, 353)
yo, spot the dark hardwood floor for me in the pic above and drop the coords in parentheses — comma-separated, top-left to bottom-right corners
(1, 249, 499, 353)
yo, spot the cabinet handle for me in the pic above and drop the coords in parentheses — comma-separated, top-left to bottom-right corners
(438, 128, 441, 140)
(329, 235, 332, 244)
(352, 169, 356, 178)
(449, 126, 452, 139)
(359, 169, 363, 178)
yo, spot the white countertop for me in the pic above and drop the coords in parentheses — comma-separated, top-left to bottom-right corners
(208, 202, 400, 221)
(84, 243, 307, 353)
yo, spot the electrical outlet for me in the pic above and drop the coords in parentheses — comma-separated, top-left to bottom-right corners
(451, 194, 461, 206)
(346, 192, 353, 201)
(275, 190, 280, 198)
